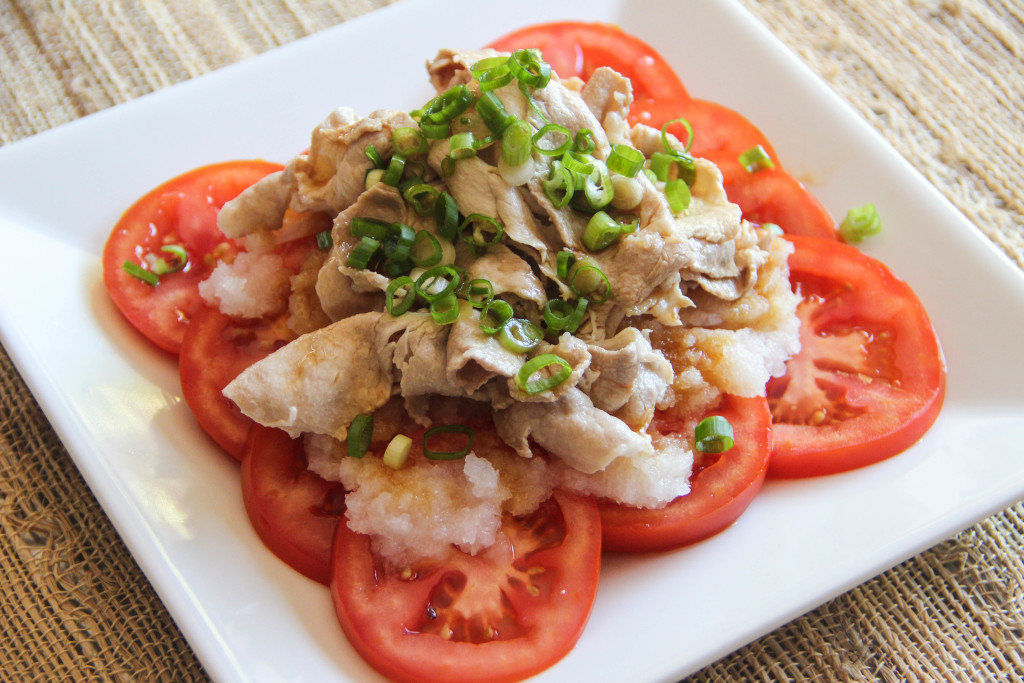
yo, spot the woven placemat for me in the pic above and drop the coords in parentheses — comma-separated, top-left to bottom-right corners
(1, 1, 1022, 681)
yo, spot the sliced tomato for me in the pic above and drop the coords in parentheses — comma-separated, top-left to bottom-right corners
(179, 303, 296, 460)
(599, 394, 771, 553)
(102, 160, 283, 353)
(767, 235, 946, 477)
(241, 424, 346, 585)
(487, 21, 689, 126)
(331, 489, 601, 683)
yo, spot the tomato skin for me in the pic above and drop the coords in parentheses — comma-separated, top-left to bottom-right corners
(179, 303, 295, 460)
(330, 489, 601, 683)
(599, 395, 772, 553)
(768, 235, 946, 478)
(102, 160, 283, 353)
(241, 424, 345, 585)
(488, 21, 690, 125)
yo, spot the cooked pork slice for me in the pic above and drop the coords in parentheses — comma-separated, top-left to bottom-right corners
(464, 244, 547, 309)
(291, 107, 418, 215)
(217, 168, 295, 239)
(581, 66, 633, 145)
(580, 328, 674, 430)
(225, 311, 421, 440)
(494, 387, 653, 474)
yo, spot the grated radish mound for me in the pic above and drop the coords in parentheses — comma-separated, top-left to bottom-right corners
(306, 434, 551, 567)
(198, 251, 291, 319)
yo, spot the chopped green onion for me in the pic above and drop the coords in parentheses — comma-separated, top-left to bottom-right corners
(562, 150, 595, 179)
(738, 144, 775, 173)
(839, 203, 882, 243)
(665, 178, 691, 214)
(382, 154, 406, 186)
(364, 144, 385, 168)
(607, 144, 645, 178)
(556, 250, 576, 280)
(350, 217, 389, 241)
(573, 129, 596, 154)
(122, 260, 159, 286)
(347, 414, 374, 458)
(415, 265, 462, 302)
(479, 298, 513, 334)
(543, 297, 588, 334)
(386, 276, 416, 316)
(419, 118, 450, 140)
(434, 191, 460, 242)
(384, 259, 412, 278)
(502, 119, 534, 167)
(423, 424, 476, 460)
(661, 117, 695, 153)
(393, 127, 428, 157)
(423, 84, 476, 124)
(316, 230, 333, 251)
(364, 167, 385, 189)
(583, 161, 614, 210)
(582, 211, 622, 251)
(569, 258, 612, 303)
(384, 222, 416, 262)
(532, 123, 572, 157)
(465, 278, 493, 308)
(348, 236, 381, 270)
(762, 222, 784, 236)
(449, 131, 477, 161)
(458, 213, 504, 250)
(430, 293, 461, 325)
(498, 318, 543, 353)
(516, 353, 573, 394)
(150, 244, 188, 275)
(618, 215, 640, 233)
(694, 415, 734, 454)
(382, 434, 412, 469)
(518, 80, 549, 122)
(475, 91, 517, 135)
(402, 183, 439, 216)
(542, 160, 575, 208)
(508, 49, 551, 89)
(472, 57, 515, 92)
(409, 230, 442, 267)
(650, 151, 696, 185)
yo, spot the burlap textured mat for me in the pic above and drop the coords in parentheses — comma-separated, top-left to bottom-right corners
(1, 1, 1022, 681)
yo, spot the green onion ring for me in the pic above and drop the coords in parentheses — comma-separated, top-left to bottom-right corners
(738, 144, 775, 173)
(384, 222, 416, 262)
(556, 250, 576, 280)
(502, 119, 534, 167)
(479, 298, 513, 335)
(350, 217, 389, 241)
(364, 144, 385, 168)
(516, 353, 573, 395)
(465, 278, 493, 308)
(665, 178, 691, 214)
(414, 265, 462, 302)
(429, 292, 461, 325)
(152, 244, 188, 275)
(409, 231, 442, 267)
(316, 229, 333, 251)
(458, 213, 504, 250)
(694, 415, 735, 453)
(839, 203, 883, 243)
(507, 48, 551, 89)
(583, 161, 614, 210)
(423, 84, 476, 124)
(531, 123, 572, 157)
(660, 117, 695, 153)
(569, 259, 612, 303)
(543, 297, 588, 334)
(434, 191, 460, 241)
(475, 91, 517, 135)
(385, 276, 415, 316)
(582, 211, 622, 251)
(347, 413, 374, 458)
(382, 155, 406, 186)
(392, 127, 428, 157)
(573, 128, 596, 154)
(542, 160, 575, 209)
(607, 144, 645, 178)
(498, 318, 543, 353)
(423, 424, 476, 460)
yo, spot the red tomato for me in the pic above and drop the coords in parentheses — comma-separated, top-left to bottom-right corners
(487, 21, 690, 126)
(330, 489, 601, 683)
(599, 394, 772, 553)
(102, 160, 283, 353)
(767, 235, 946, 477)
(179, 303, 295, 460)
(241, 424, 346, 585)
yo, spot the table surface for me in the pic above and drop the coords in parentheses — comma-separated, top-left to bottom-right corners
(2, 1, 1023, 681)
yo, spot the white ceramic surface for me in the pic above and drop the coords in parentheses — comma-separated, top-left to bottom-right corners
(1, 1, 1023, 681)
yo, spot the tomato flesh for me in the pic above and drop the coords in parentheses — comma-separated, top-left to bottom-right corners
(767, 235, 946, 477)
(241, 424, 346, 585)
(599, 394, 772, 553)
(331, 489, 601, 683)
(102, 160, 283, 353)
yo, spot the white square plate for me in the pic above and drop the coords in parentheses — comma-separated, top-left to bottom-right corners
(2, 0, 1023, 681)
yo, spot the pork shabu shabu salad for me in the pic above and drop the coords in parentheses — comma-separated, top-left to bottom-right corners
(101, 22, 946, 683)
